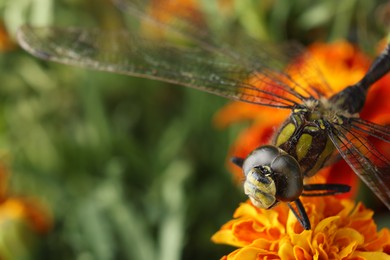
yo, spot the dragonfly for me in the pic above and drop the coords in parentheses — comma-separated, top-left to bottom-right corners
(16, 0, 390, 230)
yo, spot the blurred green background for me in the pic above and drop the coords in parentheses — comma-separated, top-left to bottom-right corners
(0, 0, 389, 259)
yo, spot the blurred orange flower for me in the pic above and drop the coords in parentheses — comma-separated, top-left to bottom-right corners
(212, 197, 390, 259)
(146, 0, 234, 24)
(0, 163, 52, 259)
(0, 195, 51, 235)
(0, 164, 51, 234)
(142, 0, 205, 39)
(0, 22, 16, 51)
(214, 41, 390, 199)
(143, 0, 236, 39)
(147, 0, 202, 23)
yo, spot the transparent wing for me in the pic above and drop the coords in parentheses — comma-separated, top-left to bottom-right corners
(326, 121, 390, 209)
(16, 0, 336, 109)
(17, 25, 307, 108)
(349, 118, 390, 142)
(113, 0, 335, 98)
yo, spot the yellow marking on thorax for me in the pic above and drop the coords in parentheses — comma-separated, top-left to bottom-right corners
(276, 123, 295, 147)
(296, 134, 313, 161)
(306, 137, 335, 177)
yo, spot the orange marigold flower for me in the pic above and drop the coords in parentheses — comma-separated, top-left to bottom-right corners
(212, 197, 390, 259)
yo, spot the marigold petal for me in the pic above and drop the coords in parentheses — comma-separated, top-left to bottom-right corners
(278, 237, 295, 260)
(212, 202, 287, 247)
(214, 102, 288, 129)
(293, 245, 312, 260)
(363, 228, 390, 252)
(235, 207, 281, 230)
(350, 251, 390, 260)
(289, 230, 312, 254)
(334, 228, 364, 258)
(313, 215, 339, 235)
(222, 239, 281, 260)
(211, 228, 248, 247)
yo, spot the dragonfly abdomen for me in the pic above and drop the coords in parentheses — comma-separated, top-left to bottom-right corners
(274, 113, 335, 177)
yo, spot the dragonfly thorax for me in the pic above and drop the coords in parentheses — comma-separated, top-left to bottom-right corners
(242, 145, 304, 209)
(274, 108, 335, 177)
(311, 96, 359, 124)
(302, 97, 341, 121)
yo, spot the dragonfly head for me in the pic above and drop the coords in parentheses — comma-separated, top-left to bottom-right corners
(238, 145, 304, 209)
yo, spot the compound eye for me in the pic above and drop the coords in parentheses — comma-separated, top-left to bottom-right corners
(244, 166, 277, 209)
(271, 155, 303, 201)
(242, 145, 280, 175)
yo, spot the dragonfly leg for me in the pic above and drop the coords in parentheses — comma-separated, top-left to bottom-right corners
(287, 199, 311, 230)
(302, 183, 350, 196)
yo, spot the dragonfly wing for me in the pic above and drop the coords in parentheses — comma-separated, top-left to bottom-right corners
(349, 118, 390, 143)
(17, 0, 338, 109)
(17, 25, 307, 108)
(114, 0, 335, 99)
(327, 122, 390, 209)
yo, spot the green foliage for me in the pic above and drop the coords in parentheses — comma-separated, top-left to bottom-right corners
(0, 0, 388, 259)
